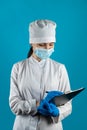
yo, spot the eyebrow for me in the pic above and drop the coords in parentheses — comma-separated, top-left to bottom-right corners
(39, 42, 54, 44)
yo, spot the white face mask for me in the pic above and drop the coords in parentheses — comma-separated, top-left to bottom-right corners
(34, 47, 54, 60)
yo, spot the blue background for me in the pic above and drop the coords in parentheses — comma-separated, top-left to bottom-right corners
(0, 0, 87, 129)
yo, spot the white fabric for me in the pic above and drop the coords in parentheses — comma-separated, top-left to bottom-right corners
(9, 56, 72, 130)
(29, 20, 56, 44)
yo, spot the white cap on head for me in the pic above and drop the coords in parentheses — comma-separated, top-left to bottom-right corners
(29, 19, 57, 44)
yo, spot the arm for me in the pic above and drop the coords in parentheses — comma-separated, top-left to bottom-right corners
(9, 63, 37, 115)
(58, 65, 72, 121)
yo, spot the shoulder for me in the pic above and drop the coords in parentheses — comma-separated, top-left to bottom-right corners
(48, 58, 65, 69)
(11, 58, 29, 73)
(48, 58, 69, 78)
(48, 58, 68, 74)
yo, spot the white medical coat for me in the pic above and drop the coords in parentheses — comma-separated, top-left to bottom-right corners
(9, 56, 72, 130)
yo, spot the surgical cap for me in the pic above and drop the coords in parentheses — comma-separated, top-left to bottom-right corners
(29, 19, 57, 44)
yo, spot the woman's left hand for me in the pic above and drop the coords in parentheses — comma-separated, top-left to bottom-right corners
(37, 100, 59, 117)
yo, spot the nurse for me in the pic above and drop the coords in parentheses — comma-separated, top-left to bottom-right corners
(9, 19, 72, 130)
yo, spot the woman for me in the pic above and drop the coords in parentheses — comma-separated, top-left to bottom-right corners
(9, 19, 72, 130)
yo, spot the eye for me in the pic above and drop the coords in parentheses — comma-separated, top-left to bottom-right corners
(49, 43, 54, 46)
(38, 44, 45, 46)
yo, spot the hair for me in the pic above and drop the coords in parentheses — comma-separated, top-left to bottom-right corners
(27, 47, 33, 58)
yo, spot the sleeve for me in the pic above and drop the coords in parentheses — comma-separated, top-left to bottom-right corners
(58, 64, 72, 121)
(9, 63, 37, 115)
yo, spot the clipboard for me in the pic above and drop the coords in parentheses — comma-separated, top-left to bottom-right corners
(52, 87, 85, 106)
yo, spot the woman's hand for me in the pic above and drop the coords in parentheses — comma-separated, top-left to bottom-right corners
(37, 100, 59, 117)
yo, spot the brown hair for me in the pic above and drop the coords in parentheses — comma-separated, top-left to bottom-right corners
(27, 47, 33, 58)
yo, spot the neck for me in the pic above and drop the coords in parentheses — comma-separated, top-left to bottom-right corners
(32, 53, 41, 62)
